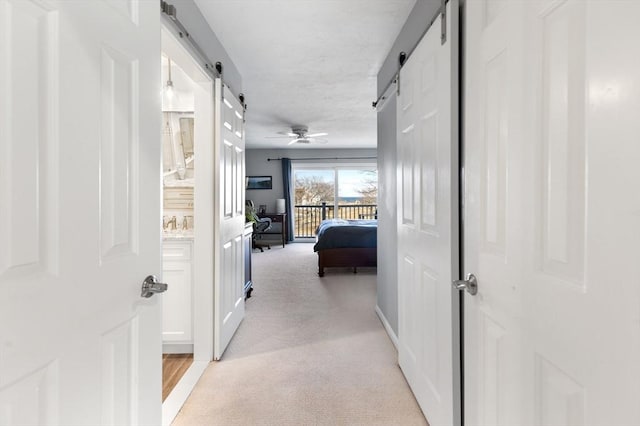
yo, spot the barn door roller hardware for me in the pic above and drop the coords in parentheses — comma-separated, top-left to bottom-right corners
(160, 0, 222, 79)
(371, 1, 448, 108)
(161, 0, 176, 19)
(161, 0, 244, 103)
(440, 0, 447, 45)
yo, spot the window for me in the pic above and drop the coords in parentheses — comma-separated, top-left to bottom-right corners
(294, 169, 335, 206)
(293, 165, 378, 238)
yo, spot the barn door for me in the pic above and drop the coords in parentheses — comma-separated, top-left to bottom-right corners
(396, 2, 459, 425)
(463, 0, 640, 424)
(214, 81, 246, 359)
(0, 0, 161, 424)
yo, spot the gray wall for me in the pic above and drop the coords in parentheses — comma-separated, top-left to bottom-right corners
(246, 148, 377, 213)
(376, 0, 441, 336)
(170, 0, 242, 93)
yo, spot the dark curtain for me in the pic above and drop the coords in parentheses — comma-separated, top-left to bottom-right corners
(281, 158, 294, 242)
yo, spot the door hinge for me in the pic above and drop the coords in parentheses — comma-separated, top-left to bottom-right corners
(440, 0, 447, 45)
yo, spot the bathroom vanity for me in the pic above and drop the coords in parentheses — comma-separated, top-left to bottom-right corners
(162, 237, 193, 353)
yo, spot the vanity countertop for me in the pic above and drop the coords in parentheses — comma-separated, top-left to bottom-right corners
(162, 233, 194, 241)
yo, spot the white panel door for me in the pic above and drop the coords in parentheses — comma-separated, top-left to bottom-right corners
(214, 81, 245, 360)
(464, 1, 640, 424)
(397, 2, 458, 425)
(0, 0, 161, 425)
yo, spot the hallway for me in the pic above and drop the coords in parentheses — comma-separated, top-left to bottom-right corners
(173, 243, 427, 425)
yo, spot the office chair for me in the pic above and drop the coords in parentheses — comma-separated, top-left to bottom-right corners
(246, 200, 272, 252)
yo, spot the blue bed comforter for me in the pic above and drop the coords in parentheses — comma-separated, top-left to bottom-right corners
(313, 219, 377, 252)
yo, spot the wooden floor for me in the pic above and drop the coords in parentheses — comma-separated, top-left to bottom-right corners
(163, 353, 194, 402)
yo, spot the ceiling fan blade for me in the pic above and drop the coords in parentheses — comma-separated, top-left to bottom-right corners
(287, 138, 304, 145)
(306, 132, 328, 138)
(277, 131, 297, 136)
(265, 135, 295, 139)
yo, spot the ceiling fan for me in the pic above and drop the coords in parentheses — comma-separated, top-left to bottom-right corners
(267, 126, 328, 145)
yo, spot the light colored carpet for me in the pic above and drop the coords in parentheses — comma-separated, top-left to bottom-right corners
(172, 243, 428, 426)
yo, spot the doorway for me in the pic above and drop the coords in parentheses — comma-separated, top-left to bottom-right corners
(160, 27, 216, 425)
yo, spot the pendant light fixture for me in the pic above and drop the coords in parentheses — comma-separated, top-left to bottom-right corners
(165, 57, 174, 99)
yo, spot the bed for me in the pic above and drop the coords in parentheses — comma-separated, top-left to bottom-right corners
(313, 219, 377, 277)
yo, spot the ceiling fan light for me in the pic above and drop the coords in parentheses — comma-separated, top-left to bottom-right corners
(279, 126, 328, 145)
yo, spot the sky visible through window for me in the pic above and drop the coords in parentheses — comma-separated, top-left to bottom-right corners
(338, 169, 377, 198)
(295, 168, 377, 199)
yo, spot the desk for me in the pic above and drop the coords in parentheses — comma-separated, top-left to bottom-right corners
(258, 213, 287, 247)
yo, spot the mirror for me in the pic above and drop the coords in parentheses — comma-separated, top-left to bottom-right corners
(162, 112, 194, 184)
(180, 117, 194, 169)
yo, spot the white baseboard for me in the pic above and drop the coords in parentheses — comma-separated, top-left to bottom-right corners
(162, 360, 209, 426)
(163, 343, 194, 354)
(375, 305, 398, 350)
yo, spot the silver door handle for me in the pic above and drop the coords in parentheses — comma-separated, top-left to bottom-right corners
(141, 275, 168, 298)
(452, 273, 478, 295)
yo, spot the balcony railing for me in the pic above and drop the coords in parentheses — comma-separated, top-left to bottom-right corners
(294, 202, 377, 238)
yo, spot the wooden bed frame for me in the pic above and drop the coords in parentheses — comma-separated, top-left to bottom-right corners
(317, 247, 377, 277)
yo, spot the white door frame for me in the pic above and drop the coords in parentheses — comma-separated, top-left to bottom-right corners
(160, 25, 216, 425)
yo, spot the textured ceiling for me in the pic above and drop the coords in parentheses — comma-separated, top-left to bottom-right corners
(194, 0, 416, 149)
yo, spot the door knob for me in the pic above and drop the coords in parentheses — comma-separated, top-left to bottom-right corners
(452, 273, 478, 295)
(141, 275, 168, 298)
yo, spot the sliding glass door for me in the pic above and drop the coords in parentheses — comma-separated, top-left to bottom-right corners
(293, 165, 377, 239)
